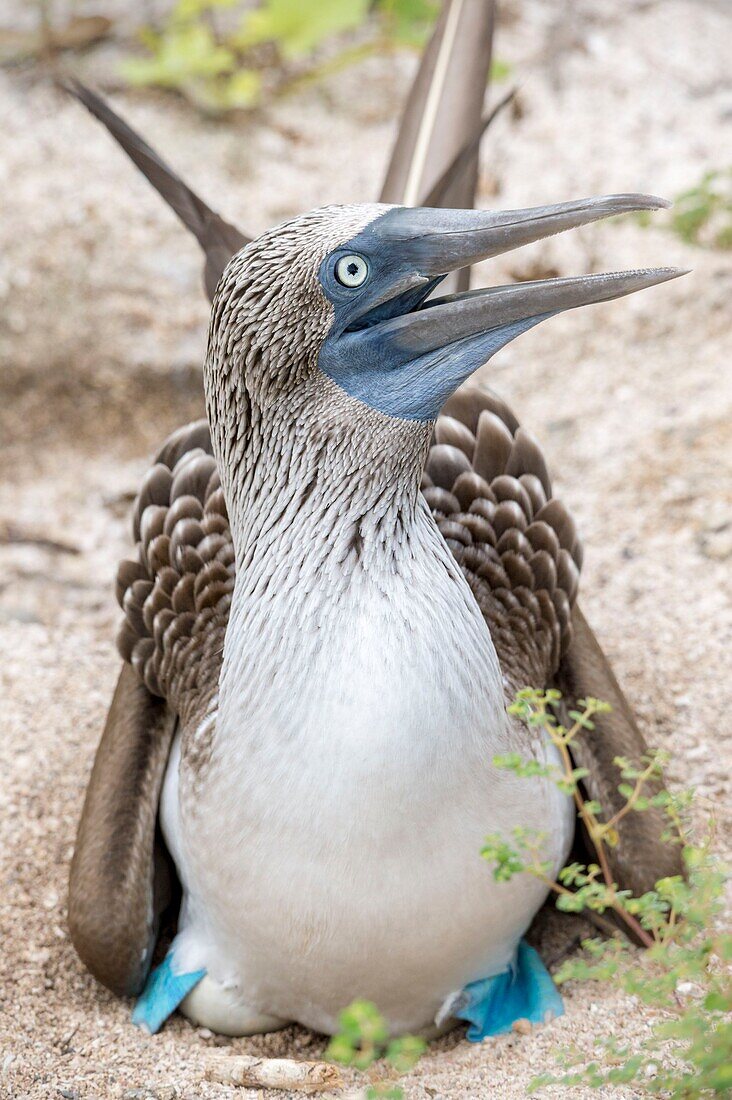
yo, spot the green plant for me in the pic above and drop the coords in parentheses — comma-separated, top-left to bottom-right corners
(120, 0, 442, 113)
(326, 999, 426, 1099)
(482, 688, 730, 1098)
(369, 0, 439, 48)
(637, 168, 732, 250)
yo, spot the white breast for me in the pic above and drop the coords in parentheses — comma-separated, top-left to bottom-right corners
(161, 503, 573, 1035)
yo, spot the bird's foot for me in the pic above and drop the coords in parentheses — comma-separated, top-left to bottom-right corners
(132, 949, 290, 1037)
(132, 953, 206, 1035)
(441, 940, 564, 1042)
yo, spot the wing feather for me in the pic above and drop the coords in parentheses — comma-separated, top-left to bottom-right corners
(379, 0, 495, 294)
(68, 663, 178, 997)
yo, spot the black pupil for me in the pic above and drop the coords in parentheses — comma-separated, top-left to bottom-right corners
(347, 262, 359, 276)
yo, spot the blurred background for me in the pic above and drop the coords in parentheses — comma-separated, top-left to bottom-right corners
(0, 2, 730, 1098)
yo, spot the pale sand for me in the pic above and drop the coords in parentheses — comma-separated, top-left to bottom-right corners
(1, 1, 730, 1097)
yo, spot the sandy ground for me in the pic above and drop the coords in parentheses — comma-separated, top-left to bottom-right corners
(1, 0, 731, 1097)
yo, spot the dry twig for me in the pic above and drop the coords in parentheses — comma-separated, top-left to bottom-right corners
(205, 1053, 344, 1092)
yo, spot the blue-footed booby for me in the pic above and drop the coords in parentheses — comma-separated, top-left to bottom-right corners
(64, 0, 685, 1042)
(68, 193, 684, 1040)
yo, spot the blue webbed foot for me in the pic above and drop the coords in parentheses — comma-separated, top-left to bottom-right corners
(452, 940, 564, 1041)
(132, 951, 206, 1034)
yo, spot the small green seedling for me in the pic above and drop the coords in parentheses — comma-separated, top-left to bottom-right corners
(326, 999, 426, 1099)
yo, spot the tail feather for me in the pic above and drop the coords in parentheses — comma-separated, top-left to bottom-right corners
(421, 87, 515, 208)
(379, 0, 495, 292)
(62, 79, 250, 297)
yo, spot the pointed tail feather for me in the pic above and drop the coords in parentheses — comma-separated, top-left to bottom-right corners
(379, 0, 495, 293)
(420, 87, 516, 208)
(62, 79, 250, 297)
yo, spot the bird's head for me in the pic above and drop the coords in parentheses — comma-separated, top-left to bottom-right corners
(206, 195, 683, 449)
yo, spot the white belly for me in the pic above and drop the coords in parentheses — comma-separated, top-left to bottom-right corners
(163, 730, 570, 1035)
(160, 548, 573, 1035)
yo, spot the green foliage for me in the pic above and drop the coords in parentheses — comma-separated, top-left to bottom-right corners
(326, 999, 426, 1099)
(636, 168, 732, 250)
(120, 0, 443, 113)
(532, 842, 731, 1097)
(375, 0, 439, 47)
(233, 0, 369, 61)
(484, 688, 730, 1097)
(671, 169, 732, 249)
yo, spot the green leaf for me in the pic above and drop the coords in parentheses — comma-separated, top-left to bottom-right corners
(386, 1034, 427, 1073)
(704, 990, 732, 1012)
(223, 69, 262, 107)
(636, 167, 732, 250)
(377, 0, 438, 46)
(480, 834, 526, 881)
(366, 1086, 404, 1100)
(235, 0, 370, 60)
(555, 891, 586, 913)
(175, 0, 240, 19)
(326, 1033, 357, 1065)
(121, 22, 235, 87)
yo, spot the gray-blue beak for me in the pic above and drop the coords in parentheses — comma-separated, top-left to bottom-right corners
(318, 195, 687, 421)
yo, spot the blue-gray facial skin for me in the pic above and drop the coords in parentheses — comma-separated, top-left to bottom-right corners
(316, 208, 548, 423)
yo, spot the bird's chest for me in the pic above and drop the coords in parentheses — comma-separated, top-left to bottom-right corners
(198, 541, 506, 820)
(174, 535, 519, 904)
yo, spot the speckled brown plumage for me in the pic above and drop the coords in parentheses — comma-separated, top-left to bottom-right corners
(427, 387, 581, 696)
(116, 426, 230, 739)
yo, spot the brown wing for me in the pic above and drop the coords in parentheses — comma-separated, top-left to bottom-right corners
(555, 607, 683, 893)
(68, 662, 177, 996)
(428, 386, 579, 694)
(68, 421, 231, 995)
(116, 421, 232, 748)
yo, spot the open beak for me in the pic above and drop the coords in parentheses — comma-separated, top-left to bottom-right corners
(323, 195, 687, 421)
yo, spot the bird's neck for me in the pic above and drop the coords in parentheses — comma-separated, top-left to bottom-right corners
(205, 369, 507, 759)
(208, 370, 432, 575)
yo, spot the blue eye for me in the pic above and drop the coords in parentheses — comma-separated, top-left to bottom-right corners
(335, 254, 369, 288)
